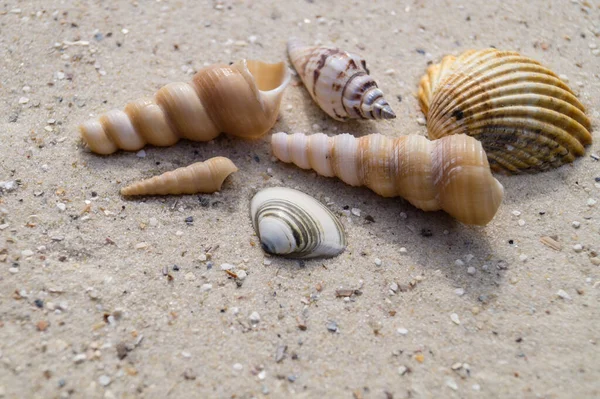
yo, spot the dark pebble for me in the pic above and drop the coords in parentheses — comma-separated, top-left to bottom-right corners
(396, 94, 402, 103)
(94, 32, 104, 41)
(287, 375, 297, 383)
(206, 261, 213, 270)
(116, 342, 128, 360)
(58, 379, 66, 388)
(364, 215, 375, 223)
(253, 155, 260, 163)
(198, 196, 210, 207)
(595, 177, 600, 182)
(420, 228, 433, 237)
(8, 113, 18, 123)
(34, 299, 44, 308)
(416, 48, 426, 55)
(173, 265, 180, 271)
(185, 216, 193, 225)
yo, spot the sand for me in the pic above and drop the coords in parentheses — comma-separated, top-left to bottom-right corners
(1, 0, 599, 398)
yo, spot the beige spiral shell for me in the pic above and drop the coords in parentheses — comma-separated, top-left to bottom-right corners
(80, 60, 291, 155)
(418, 49, 593, 174)
(120, 156, 237, 196)
(271, 132, 504, 225)
(287, 38, 396, 121)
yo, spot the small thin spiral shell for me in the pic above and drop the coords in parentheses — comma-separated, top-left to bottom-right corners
(120, 156, 237, 196)
(80, 60, 291, 155)
(287, 38, 396, 121)
(271, 132, 504, 225)
(418, 49, 593, 173)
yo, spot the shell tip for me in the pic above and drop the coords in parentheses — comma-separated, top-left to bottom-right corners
(379, 104, 396, 120)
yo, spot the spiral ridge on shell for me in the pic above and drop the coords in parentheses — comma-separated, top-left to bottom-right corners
(287, 38, 396, 121)
(271, 132, 504, 225)
(80, 60, 290, 155)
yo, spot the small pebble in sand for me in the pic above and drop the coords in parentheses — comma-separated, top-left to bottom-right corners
(263, 259, 272, 266)
(519, 254, 528, 262)
(21, 249, 34, 257)
(9, 267, 19, 274)
(374, 258, 382, 266)
(56, 203, 66, 212)
(98, 375, 111, 387)
(587, 198, 597, 207)
(73, 353, 87, 364)
(233, 363, 243, 371)
(467, 266, 476, 275)
(455, 288, 465, 296)
(398, 365, 409, 375)
(573, 244, 583, 253)
(19, 97, 29, 104)
(416, 117, 427, 125)
(518, 219, 526, 226)
(351, 208, 361, 217)
(136, 150, 146, 158)
(450, 313, 461, 325)
(385, 68, 396, 75)
(571, 221, 580, 229)
(556, 289, 572, 300)
(249, 311, 261, 324)
(326, 320, 338, 332)
(446, 378, 458, 391)
(200, 284, 212, 292)
(511, 210, 521, 216)
(220, 263, 234, 270)
(397, 327, 408, 335)
(399, 247, 407, 253)
(455, 259, 465, 267)
(236, 270, 248, 280)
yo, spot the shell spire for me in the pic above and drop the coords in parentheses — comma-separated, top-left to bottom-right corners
(120, 156, 238, 196)
(271, 132, 503, 226)
(287, 38, 395, 121)
(80, 60, 291, 155)
(418, 49, 593, 174)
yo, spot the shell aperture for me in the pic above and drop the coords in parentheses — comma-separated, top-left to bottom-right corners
(250, 187, 346, 259)
(418, 49, 593, 174)
(287, 38, 396, 121)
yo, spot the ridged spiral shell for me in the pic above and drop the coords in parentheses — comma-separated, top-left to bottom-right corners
(287, 38, 396, 121)
(418, 49, 593, 174)
(120, 156, 237, 196)
(80, 60, 290, 154)
(271, 132, 504, 226)
(250, 187, 347, 259)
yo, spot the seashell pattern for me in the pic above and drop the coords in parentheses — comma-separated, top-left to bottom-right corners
(287, 38, 396, 121)
(271, 132, 504, 225)
(250, 187, 346, 259)
(120, 156, 237, 196)
(418, 49, 593, 174)
(80, 60, 291, 154)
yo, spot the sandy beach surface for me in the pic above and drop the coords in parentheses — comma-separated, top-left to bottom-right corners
(1, 0, 599, 398)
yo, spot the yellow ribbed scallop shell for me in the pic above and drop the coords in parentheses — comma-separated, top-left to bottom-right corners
(418, 49, 593, 174)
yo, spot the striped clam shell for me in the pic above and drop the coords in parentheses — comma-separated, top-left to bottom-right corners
(287, 38, 396, 121)
(250, 187, 346, 259)
(418, 49, 593, 174)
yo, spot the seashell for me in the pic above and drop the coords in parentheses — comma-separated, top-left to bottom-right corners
(271, 132, 504, 226)
(80, 60, 291, 154)
(418, 49, 593, 174)
(250, 187, 346, 259)
(287, 38, 396, 121)
(120, 156, 237, 196)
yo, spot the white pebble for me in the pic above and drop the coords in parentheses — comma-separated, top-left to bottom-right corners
(312, 123, 321, 131)
(464, 254, 474, 263)
(56, 203, 66, 212)
(18, 97, 29, 104)
(472, 384, 481, 391)
(21, 249, 34, 257)
(454, 259, 465, 267)
(121, 28, 129, 34)
(73, 353, 87, 364)
(454, 288, 465, 296)
(198, 253, 207, 261)
(263, 259, 272, 266)
(249, 311, 261, 324)
(467, 266, 476, 275)
(9, 267, 19, 274)
(136, 150, 146, 158)
(450, 313, 461, 325)
(384, 68, 396, 75)
(559, 74, 569, 82)
(571, 221, 580, 229)
(220, 263, 235, 270)
(181, 351, 192, 358)
(399, 247, 407, 253)
(511, 210, 521, 216)
(518, 219, 526, 226)
(184, 272, 196, 281)
(573, 244, 583, 253)
(236, 270, 247, 280)
(519, 254, 528, 262)
(98, 375, 111, 386)
(398, 365, 408, 375)
(416, 117, 427, 126)
(446, 378, 458, 391)
(200, 283, 212, 292)
(374, 258, 382, 266)
(556, 289, 571, 300)
(56, 71, 65, 80)
(587, 198, 597, 207)
(397, 327, 408, 335)
(351, 208, 361, 217)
